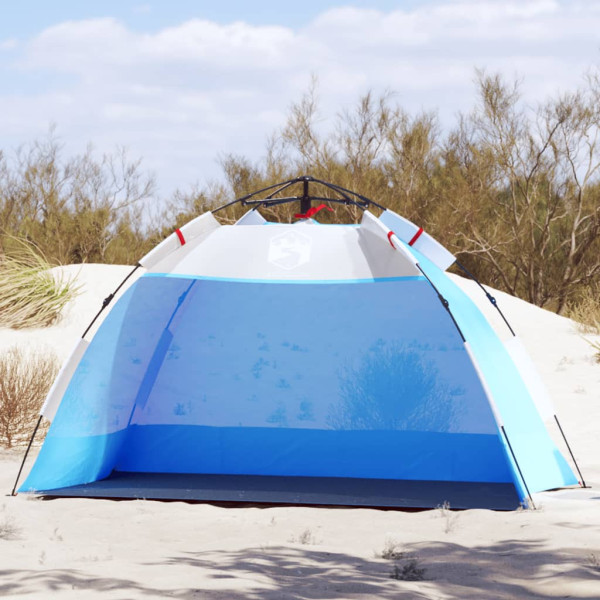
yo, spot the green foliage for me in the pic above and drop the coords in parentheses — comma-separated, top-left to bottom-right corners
(0, 239, 80, 329)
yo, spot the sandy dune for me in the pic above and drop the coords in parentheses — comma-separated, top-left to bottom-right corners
(1, 264, 599, 599)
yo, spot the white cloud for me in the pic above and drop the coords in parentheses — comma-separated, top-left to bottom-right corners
(0, 38, 18, 50)
(1, 1, 599, 196)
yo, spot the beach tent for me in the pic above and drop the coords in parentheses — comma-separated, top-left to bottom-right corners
(14, 177, 584, 509)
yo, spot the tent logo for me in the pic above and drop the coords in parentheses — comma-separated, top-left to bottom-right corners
(268, 231, 312, 270)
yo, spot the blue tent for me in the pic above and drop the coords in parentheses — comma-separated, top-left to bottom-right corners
(15, 177, 583, 509)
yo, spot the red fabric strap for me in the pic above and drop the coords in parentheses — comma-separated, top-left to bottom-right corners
(408, 227, 424, 246)
(175, 228, 186, 245)
(387, 231, 396, 248)
(294, 204, 334, 220)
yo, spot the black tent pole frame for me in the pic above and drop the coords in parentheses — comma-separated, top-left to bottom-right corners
(11, 174, 587, 498)
(11, 263, 141, 496)
(417, 261, 538, 507)
(500, 425, 536, 509)
(415, 263, 466, 343)
(554, 415, 587, 487)
(406, 259, 540, 508)
(11, 415, 43, 496)
(453, 260, 587, 489)
(211, 175, 385, 215)
(454, 260, 516, 337)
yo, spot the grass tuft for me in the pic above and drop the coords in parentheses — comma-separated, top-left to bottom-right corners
(0, 238, 79, 329)
(0, 515, 21, 540)
(390, 559, 426, 581)
(584, 336, 600, 364)
(437, 500, 459, 533)
(565, 286, 600, 335)
(288, 527, 318, 545)
(379, 539, 407, 560)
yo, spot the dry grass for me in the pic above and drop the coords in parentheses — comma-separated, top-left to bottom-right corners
(565, 288, 600, 363)
(566, 286, 600, 335)
(288, 527, 319, 545)
(437, 501, 459, 533)
(0, 238, 79, 329)
(378, 539, 407, 560)
(0, 515, 21, 540)
(0, 346, 59, 447)
(389, 559, 426, 581)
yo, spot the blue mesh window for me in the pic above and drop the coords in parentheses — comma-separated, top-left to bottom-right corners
(22, 274, 511, 492)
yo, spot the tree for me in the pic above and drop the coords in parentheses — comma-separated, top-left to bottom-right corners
(0, 131, 156, 264)
(444, 71, 600, 311)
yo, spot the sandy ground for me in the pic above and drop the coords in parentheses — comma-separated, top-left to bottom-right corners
(1, 264, 599, 599)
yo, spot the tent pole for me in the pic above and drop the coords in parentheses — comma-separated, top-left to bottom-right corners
(11, 415, 43, 496)
(554, 415, 587, 488)
(455, 260, 586, 490)
(415, 264, 466, 342)
(12, 263, 141, 496)
(455, 260, 516, 336)
(82, 264, 140, 338)
(300, 177, 311, 215)
(500, 425, 536, 509)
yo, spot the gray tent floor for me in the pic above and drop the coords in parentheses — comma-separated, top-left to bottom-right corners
(38, 472, 521, 510)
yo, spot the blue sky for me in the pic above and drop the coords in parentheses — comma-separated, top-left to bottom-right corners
(0, 1, 415, 34)
(1, 1, 599, 197)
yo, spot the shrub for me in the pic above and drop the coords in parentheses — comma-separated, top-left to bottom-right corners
(0, 347, 59, 447)
(288, 528, 318, 545)
(0, 239, 79, 329)
(0, 515, 21, 540)
(390, 559, 426, 581)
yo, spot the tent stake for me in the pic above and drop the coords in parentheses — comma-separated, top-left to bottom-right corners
(11, 415, 43, 496)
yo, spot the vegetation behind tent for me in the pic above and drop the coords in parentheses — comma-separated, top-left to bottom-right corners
(0, 70, 599, 319)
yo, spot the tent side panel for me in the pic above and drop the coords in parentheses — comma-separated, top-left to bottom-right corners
(19, 430, 128, 493)
(20, 276, 198, 492)
(117, 425, 510, 483)
(503, 336, 555, 422)
(408, 249, 578, 494)
(40, 338, 89, 422)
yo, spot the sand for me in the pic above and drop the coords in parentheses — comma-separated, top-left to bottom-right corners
(1, 264, 599, 599)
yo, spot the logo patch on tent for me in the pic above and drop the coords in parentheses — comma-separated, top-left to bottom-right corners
(268, 231, 312, 270)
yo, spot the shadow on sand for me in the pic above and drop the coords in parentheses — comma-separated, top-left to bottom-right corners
(1, 539, 598, 599)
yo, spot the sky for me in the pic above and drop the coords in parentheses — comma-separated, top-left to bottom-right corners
(0, 0, 599, 198)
